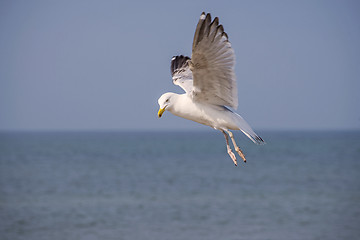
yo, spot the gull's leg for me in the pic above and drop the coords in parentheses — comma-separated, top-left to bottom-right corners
(225, 129, 246, 163)
(221, 130, 237, 166)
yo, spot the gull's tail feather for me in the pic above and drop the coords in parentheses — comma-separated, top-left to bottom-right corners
(234, 112, 265, 145)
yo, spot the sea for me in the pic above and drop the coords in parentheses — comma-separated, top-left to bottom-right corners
(0, 130, 359, 240)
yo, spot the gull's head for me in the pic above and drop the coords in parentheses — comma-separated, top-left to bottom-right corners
(157, 92, 174, 118)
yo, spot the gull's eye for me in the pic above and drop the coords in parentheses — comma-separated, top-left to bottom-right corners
(165, 99, 169, 103)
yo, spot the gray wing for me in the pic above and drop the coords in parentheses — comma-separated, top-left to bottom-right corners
(189, 12, 238, 109)
(171, 55, 193, 93)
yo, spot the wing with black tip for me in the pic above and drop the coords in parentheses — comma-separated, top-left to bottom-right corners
(170, 55, 193, 93)
(190, 12, 238, 109)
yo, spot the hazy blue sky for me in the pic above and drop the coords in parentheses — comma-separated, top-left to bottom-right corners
(1, 0, 359, 131)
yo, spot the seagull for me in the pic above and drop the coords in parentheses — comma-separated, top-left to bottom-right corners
(157, 12, 264, 166)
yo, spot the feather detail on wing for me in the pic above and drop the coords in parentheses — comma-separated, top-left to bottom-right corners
(190, 12, 238, 109)
(170, 55, 193, 93)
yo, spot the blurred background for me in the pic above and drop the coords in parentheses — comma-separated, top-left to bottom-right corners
(1, 0, 359, 131)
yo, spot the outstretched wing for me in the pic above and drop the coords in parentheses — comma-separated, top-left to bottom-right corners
(190, 12, 238, 109)
(170, 55, 193, 93)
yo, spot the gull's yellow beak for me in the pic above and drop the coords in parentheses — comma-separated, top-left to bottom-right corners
(158, 107, 166, 118)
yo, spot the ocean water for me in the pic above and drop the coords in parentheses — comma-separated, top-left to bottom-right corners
(0, 131, 359, 240)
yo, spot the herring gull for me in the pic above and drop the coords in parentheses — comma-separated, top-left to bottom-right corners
(157, 12, 264, 166)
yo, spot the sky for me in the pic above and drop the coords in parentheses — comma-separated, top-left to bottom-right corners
(0, 0, 359, 131)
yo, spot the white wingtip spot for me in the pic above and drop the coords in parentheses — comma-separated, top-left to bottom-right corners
(200, 13, 206, 20)
(171, 56, 176, 60)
